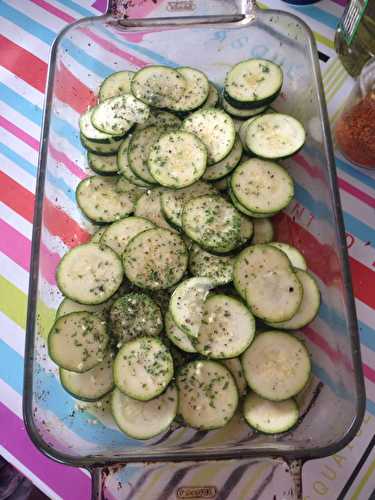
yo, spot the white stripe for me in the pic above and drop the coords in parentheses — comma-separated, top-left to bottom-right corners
(0, 202, 32, 239)
(339, 189, 375, 230)
(0, 100, 41, 140)
(0, 252, 29, 294)
(343, 447, 375, 500)
(47, 0, 83, 20)
(0, 445, 62, 500)
(0, 152, 36, 193)
(339, 169, 375, 200)
(0, 128, 39, 168)
(0, 16, 50, 61)
(13, 0, 66, 32)
(355, 299, 375, 332)
(317, 0, 343, 18)
(0, 311, 25, 355)
(0, 65, 44, 106)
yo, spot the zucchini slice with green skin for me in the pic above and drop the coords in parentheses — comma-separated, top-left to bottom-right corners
(113, 336, 174, 401)
(59, 353, 114, 402)
(57, 243, 123, 305)
(110, 292, 163, 345)
(177, 360, 238, 430)
(228, 184, 276, 219)
(231, 159, 294, 214)
(182, 195, 242, 253)
(243, 393, 299, 434)
(79, 108, 118, 141)
(48, 311, 109, 372)
(123, 228, 188, 290)
(242, 245, 303, 323)
(76, 176, 136, 223)
(117, 136, 153, 188)
(195, 294, 255, 359)
(224, 59, 283, 108)
(116, 176, 146, 203)
(112, 384, 178, 440)
(201, 82, 220, 109)
(252, 218, 274, 244)
(131, 65, 186, 109)
(167, 67, 209, 112)
(210, 176, 229, 192)
(148, 131, 207, 188)
(161, 180, 216, 228)
(81, 134, 123, 155)
(202, 135, 242, 181)
(246, 113, 306, 159)
(91, 227, 107, 243)
(56, 296, 111, 318)
(128, 125, 163, 184)
(189, 243, 233, 285)
(269, 242, 307, 270)
(222, 358, 247, 396)
(222, 97, 267, 119)
(101, 216, 154, 256)
(136, 110, 182, 132)
(169, 277, 214, 338)
(182, 108, 235, 164)
(241, 330, 311, 401)
(238, 115, 261, 152)
(266, 270, 320, 330)
(92, 94, 149, 135)
(165, 310, 197, 353)
(135, 189, 177, 232)
(99, 70, 134, 102)
(88, 152, 119, 175)
(239, 214, 254, 244)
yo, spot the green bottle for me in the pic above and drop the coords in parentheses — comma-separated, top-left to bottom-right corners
(335, 0, 375, 77)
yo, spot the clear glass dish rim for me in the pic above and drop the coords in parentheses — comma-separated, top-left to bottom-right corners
(22, 9, 366, 468)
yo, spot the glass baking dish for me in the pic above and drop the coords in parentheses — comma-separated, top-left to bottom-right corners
(23, 0, 365, 496)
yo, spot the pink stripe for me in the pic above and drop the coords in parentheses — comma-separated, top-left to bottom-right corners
(30, 0, 75, 23)
(0, 402, 91, 498)
(331, 0, 347, 6)
(0, 219, 58, 285)
(338, 177, 375, 208)
(49, 144, 87, 180)
(363, 363, 375, 385)
(0, 115, 39, 151)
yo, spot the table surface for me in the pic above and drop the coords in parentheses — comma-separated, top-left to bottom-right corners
(0, 0, 374, 499)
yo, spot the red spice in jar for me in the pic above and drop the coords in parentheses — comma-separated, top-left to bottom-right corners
(335, 91, 375, 168)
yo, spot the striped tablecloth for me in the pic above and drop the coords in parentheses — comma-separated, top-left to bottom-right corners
(0, 0, 374, 498)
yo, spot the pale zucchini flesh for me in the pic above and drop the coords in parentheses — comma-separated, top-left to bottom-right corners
(269, 242, 307, 270)
(165, 310, 197, 353)
(136, 110, 182, 132)
(189, 243, 233, 285)
(101, 216, 154, 256)
(202, 135, 242, 181)
(88, 152, 119, 175)
(243, 393, 299, 434)
(135, 189, 177, 232)
(81, 134, 123, 155)
(117, 136, 153, 188)
(222, 358, 247, 396)
(128, 125, 163, 184)
(79, 108, 116, 141)
(168, 67, 209, 112)
(99, 70, 134, 101)
(201, 82, 220, 109)
(222, 97, 267, 118)
(252, 218, 274, 244)
(92, 94, 147, 135)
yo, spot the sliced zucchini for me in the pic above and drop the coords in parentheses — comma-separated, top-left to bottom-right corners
(177, 360, 238, 430)
(269, 243, 307, 270)
(88, 152, 119, 175)
(239, 116, 260, 152)
(228, 184, 276, 219)
(201, 82, 220, 109)
(202, 135, 242, 181)
(222, 358, 247, 396)
(267, 270, 320, 330)
(241, 330, 311, 400)
(79, 108, 116, 141)
(195, 294, 255, 359)
(242, 245, 303, 323)
(117, 136, 153, 188)
(131, 65, 186, 108)
(165, 310, 197, 353)
(48, 311, 109, 372)
(183, 109, 235, 164)
(128, 125, 163, 184)
(56, 296, 111, 318)
(136, 110, 182, 132)
(169, 277, 214, 338)
(239, 214, 254, 244)
(76, 176, 136, 223)
(231, 159, 294, 214)
(123, 228, 188, 290)
(100, 216, 154, 256)
(246, 113, 306, 159)
(224, 59, 283, 108)
(168, 67, 209, 112)
(59, 353, 114, 402)
(210, 176, 229, 192)
(189, 243, 233, 285)
(148, 131, 207, 188)
(110, 292, 163, 344)
(81, 134, 123, 155)
(160, 180, 216, 228)
(99, 70, 134, 102)
(182, 195, 241, 253)
(92, 94, 149, 135)
(113, 336, 174, 400)
(116, 176, 146, 202)
(243, 393, 299, 434)
(90, 227, 107, 243)
(222, 97, 267, 119)
(252, 218, 274, 244)
(135, 189, 177, 231)
(112, 384, 178, 439)
(56, 243, 123, 305)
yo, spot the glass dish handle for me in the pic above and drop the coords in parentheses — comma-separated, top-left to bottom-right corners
(89, 458, 303, 499)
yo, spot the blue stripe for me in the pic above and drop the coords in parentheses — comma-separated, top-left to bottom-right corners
(0, 83, 42, 127)
(291, 4, 339, 30)
(61, 39, 114, 79)
(53, 0, 94, 18)
(335, 156, 375, 192)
